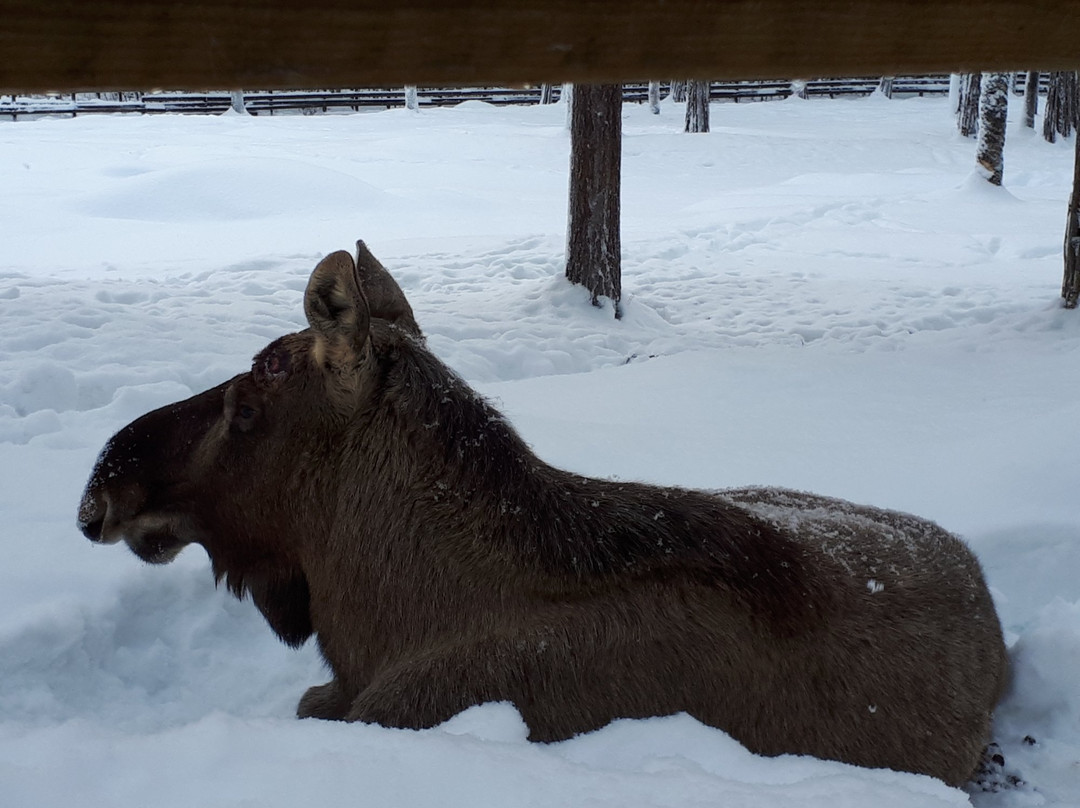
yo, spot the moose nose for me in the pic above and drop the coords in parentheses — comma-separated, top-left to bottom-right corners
(77, 488, 120, 544)
(79, 513, 105, 542)
(77, 492, 106, 542)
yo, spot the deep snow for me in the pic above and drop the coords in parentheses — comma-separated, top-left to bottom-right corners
(1, 93, 1078, 807)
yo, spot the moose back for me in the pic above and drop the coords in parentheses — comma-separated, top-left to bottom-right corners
(78, 242, 1008, 786)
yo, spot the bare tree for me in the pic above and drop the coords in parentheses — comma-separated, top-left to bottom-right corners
(1043, 71, 1078, 143)
(685, 80, 710, 132)
(1065, 133, 1080, 308)
(647, 81, 661, 114)
(229, 90, 247, 114)
(1023, 71, 1040, 129)
(957, 73, 981, 137)
(878, 77, 895, 98)
(566, 84, 622, 317)
(976, 73, 1009, 186)
(539, 84, 555, 104)
(670, 80, 687, 103)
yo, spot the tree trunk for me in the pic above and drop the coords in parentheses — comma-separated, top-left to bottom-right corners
(1023, 71, 1040, 129)
(1064, 131, 1080, 309)
(670, 80, 687, 103)
(957, 73, 981, 137)
(566, 84, 622, 317)
(976, 73, 1009, 186)
(684, 80, 710, 132)
(791, 79, 809, 99)
(949, 74, 962, 116)
(647, 80, 661, 114)
(229, 90, 246, 114)
(1043, 71, 1078, 143)
(539, 84, 554, 104)
(404, 85, 418, 111)
(878, 76, 894, 98)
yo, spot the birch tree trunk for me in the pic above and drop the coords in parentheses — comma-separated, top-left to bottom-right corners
(647, 81, 661, 114)
(566, 84, 622, 317)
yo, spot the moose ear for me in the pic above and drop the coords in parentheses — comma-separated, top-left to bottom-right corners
(304, 251, 371, 357)
(354, 240, 422, 338)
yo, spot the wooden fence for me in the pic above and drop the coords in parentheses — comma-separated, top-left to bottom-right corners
(0, 77, 965, 120)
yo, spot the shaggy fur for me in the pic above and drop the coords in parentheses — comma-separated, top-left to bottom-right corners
(78, 242, 1009, 786)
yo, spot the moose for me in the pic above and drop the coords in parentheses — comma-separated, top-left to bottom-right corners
(78, 242, 1008, 786)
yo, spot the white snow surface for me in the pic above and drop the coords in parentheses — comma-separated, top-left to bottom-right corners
(2, 95, 1079, 807)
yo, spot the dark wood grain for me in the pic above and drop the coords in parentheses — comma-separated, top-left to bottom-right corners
(2, 1, 1078, 93)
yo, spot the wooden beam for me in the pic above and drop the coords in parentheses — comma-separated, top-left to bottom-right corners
(2, 1, 1079, 93)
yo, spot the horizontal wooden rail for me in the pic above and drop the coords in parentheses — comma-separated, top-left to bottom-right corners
(0, 78, 961, 120)
(2, 1, 1079, 94)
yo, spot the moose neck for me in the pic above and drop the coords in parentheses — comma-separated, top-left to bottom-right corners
(372, 335, 543, 518)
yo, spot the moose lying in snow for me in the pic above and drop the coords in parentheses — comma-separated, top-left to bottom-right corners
(78, 242, 1008, 786)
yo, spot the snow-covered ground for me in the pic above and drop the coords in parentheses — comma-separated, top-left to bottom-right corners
(2, 93, 1078, 807)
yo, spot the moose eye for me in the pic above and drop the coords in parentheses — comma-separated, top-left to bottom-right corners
(231, 401, 260, 433)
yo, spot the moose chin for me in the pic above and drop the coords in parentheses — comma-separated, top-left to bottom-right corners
(78, 240, 1008, 787)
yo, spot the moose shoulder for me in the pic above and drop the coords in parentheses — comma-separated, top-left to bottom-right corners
(78, 243, 1008, 787)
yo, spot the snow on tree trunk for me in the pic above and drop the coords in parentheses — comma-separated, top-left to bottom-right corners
(684, 81, 710, 133)
(1023, 71, 1040, 129)
(230, 90, 247, 114)
(976, 73, 1009, 186)
(562, 83, 574, 131)
(404, 86, 419, 111)
(791, 79, 809, 99)
(566, 84, 622, 318)
(1064, 132, 1080, 309)
(670, 80, 687, 103)
(949, 74, 961, 115)
(957, 73, 981, 138)
(878, 77, 894, 98)
(1043, 71, 1078, 143)
(647, 81, 661, 115)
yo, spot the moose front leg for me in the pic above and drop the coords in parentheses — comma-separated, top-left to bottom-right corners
(297, 678, 354, 720)
(338, 618, 667, 739)
(343, 642, 515, 732)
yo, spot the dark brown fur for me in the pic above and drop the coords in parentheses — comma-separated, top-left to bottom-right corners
(78, 242, 1008, 786)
